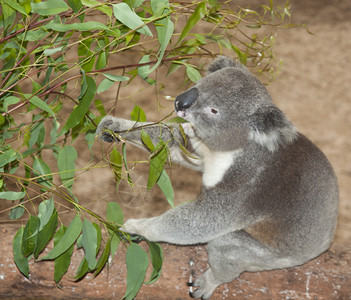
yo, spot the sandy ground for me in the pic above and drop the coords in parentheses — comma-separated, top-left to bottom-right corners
(71, 0, 351, 245)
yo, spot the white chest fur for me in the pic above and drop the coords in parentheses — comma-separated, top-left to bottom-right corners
(202, 147, 243, 188)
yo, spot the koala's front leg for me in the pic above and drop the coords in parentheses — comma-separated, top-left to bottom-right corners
(96, 115, 202, 170)
(96, 115, 154, 146)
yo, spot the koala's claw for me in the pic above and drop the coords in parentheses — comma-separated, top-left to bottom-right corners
(100, 130, 119, 143)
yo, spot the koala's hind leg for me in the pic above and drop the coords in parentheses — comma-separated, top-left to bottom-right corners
(190, 231, 280, 299)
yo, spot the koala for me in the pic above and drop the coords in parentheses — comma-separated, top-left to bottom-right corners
(96, 56, 339, 299)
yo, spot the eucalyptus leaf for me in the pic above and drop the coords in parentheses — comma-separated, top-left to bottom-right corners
(57, 145, 78, 189)
(31, 0, 69, 15)
(54, 225, 75, 283)
(130, 105, 146, 122)
(186, 65, 202, 83)
(177, 2, 207, 44)
(40, 215, 82, 260)
(32, 157, 53, 188)
(145, 241, 163, 284)
(13, 226, 29, 278)
(28, 96, 56, 120)
(45, 21, 109, 32)
(0, 149, 19, 168)
(147, 141, 168, 190)
(21, 215, 40, 257)
(124, 243, 149, 300)
(156, 169, 174, 207)
(61, 76, 96, 134)
(109, 149, 123, 191)
(93, 238, 110, 277)
(82, 219, 97, 269)
(34, 209, 58, 258)
(97, 78, 115, 94)
(0, 191, 25, 200)
(102, 74, 129, 82)
(106, 201, 124, 225)
(112, 3, 153, 36)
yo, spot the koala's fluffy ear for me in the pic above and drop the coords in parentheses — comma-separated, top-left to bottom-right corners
(248, 106, 298, 152)
(207, 56, 247, 73)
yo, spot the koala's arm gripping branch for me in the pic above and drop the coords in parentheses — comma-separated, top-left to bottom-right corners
(123, 200, 239, 245)
(96, 116, 202, 170)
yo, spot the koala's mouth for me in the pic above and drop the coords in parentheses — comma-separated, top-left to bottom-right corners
(176, 110, 188, 119)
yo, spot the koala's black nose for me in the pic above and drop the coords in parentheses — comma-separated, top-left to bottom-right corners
(175, 87, 199, 111)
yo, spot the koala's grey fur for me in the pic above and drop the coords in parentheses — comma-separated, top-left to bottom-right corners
(96, 56, 339, 299)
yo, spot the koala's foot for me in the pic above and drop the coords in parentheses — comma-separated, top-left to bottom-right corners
(189, 269, 220, 300)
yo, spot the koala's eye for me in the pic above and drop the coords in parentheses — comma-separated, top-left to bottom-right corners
(211, 108, 218, 114)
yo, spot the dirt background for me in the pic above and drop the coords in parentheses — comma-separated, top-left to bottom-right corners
(0, 0, 350, 299)
(74, 0, 351, 244)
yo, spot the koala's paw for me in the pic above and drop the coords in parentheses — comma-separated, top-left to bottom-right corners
(96, 116, 120, 143)
(120, 218, 144, 236)
(189, 270, 219, 299)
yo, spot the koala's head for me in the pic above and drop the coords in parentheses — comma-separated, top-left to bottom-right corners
(175, 56, 297, 152)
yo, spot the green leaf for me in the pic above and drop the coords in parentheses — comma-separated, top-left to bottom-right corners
(112, 3, 153, 36)
(140, 129, 155, 151)
(96, 51, 107, 70)
(61, 76, 96, 134)
(21, 215, 40, 257)
(109, 149, 123, 191)
(75, 257, 89, 280)
(137, 55, 155, 84)
(43, 46, 64, 56)
(81, 0, 112, 17)
(32, 157, 53, 188)
(157, 169, 174, 207)
(40, 215, 82, 260)
(122, 143, 133, 185)
(28, 96, 56, 120)
(28, 118, 45, 149)
(177, 2, 207, 44)
(67, 0, 83, 13)
(0, 148, 19, 168)
(4, 0, 28, 15)
(45, 21, 109, 32)
(93, 222, 102, 255)
(186, 65, 202, 83)
(82, 219, 97, 270)
(106, 201, 124, 225)
(130, 105, 146, 122)
(0, 191, 25, 200)
(93, 238, 110, 277)
(147, 141, 168, 190)
(231, 44, 247, 65)
(145, 241, 163, 284)
(54, 225, 75, 283)
(31, 0, 69, 15)
(13, 226, 29, 278)
(148, 1, 174, 73)
(1, 0, 15, 30)
(3, 96, 21, 112)
(9, 206, 25, 220)
(124, 243, 149, 300)
(97, 78, 115, 94)
(102, 73, 129, 82)
(109, 232, 120, 261)
(34, 209, 58, 258)
(37, 198, 55, 231)
(57, 145, 78, 189)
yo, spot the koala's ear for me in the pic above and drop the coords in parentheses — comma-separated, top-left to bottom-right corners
(248, 106, 298, 152)
(207, 56, 246, 73)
